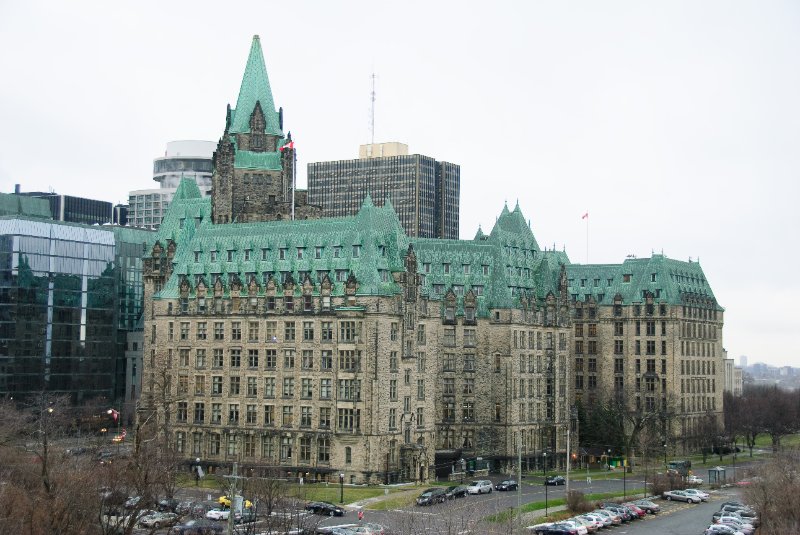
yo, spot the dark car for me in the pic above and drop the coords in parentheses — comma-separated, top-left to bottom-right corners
(445, 485, 469, 499)
(601, 503, 634, 521)
(158, 498, 181, 512)
(167, 519, 225, 535)
(530, 522, 581, 534)
(175, 500, 197, 516)
(495, 479, 519, 491)
(544, 476, 566, 486)
(305, 501, 346, 516)
(416, 487, 447, 506)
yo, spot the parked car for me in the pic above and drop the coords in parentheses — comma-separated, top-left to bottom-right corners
(545, 475, 566, 486)
(591, 509, 621, 525)
(529, 522, 583, 534)
(662, 490, 701, 503)
(575, 515, 602, 532)
(175, 500, 197, 516)
(466, 479, 493, 494)
(716, 518, 755, 535)
(581, 512, 611, 528)
(140, 512, 179, 529)
(495, 479, 519, 491)
(631, 499, 660, 514)
(348, 524, 385, 534)
(167, 519, 225, 535)
(158, 498, 181, 512)
(705, 525, 745, 535)
(600, 503, 634, 521)
(621, 503, 646, 518)
(687, 474, 704, 484)
(305, 501, 346, 516)
(445, 484, 469, 499)
(682, 488, 710, 501)
(556, 519, 588, 535)
(205, 508, 230, 521)
(191, 501, 219, 518)
(416, 487, 447, 506)
(217, 495, 253, 509)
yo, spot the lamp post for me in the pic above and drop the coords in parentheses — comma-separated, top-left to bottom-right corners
(542, 451, 547, 477)
(339, 473, 345, 504)
(544, 474, 549, 517)
(663, 443, 668, 469)
(622, 454, 626, 499)
(195, 457, 201, 486)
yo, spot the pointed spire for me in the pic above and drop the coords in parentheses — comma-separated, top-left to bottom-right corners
(361, 192, 374, 208)
(230, 35, 282, 136)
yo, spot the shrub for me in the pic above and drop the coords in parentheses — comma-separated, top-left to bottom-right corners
(566, 490, 593, 513)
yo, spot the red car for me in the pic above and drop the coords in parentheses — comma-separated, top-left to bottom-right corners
(622, 503, 647, 518)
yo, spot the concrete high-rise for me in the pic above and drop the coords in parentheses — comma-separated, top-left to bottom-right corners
(307, 142, 460, 239)
(128, 140, 215, 229)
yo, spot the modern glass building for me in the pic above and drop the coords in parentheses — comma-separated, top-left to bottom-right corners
(0, 217, 153, 402)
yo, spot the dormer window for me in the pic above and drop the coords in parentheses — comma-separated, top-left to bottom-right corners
(352, 245, 361, 258)
(378, 245, 386, 257)
(463, 264, 471, 275)
(261, 248, 269, 260)
(244, 249, 251, 261)
(443, 263, 450, 274)
(423, 263, 431, 273)
(623, 274, 632, 283)
(194, 251, 200, 263)
(279, 248, 287, 260)
(482, 265, 489, 276)
(227, 250, 235, 262)
(297, 247, 304, 259)
(251, 133, 264, 149)
(210, 251, 218, 262)
(333, 246, 342, 258)
(315, 246, 323, 259)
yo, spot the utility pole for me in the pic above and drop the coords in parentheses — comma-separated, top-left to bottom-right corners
(565, 420, 571, 496)
(517, 431, 522, 529)
(223, 462, 246, 535)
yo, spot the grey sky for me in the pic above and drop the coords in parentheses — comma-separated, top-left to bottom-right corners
(0, 1, 797, 367)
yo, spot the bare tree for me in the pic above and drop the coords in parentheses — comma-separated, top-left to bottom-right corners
(742, 452, 800, 534)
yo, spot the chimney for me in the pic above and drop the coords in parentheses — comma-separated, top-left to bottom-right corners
(14, 184, 20, 194)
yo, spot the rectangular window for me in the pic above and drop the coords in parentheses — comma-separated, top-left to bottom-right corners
(263, 405, 274, 425)
(319, 407, 331, 428)
(212, 376, 223, 395)
(230, 349, 241, 368)
(282, 406, 293, 427)
(283, 349, 295, 369)
(283, 377, 295, 397)
(195, 349, 206, 368)
(321, 321, 333, 342)
(464, 354, 475, 371)
(417, 379, 425, 400)
(231, 321, 241, 340)
(263, 377, 276, 398)
(247, 377, 258, 397)
(284, 321, 295, 341)
(196, 322, 207, 340)
(229, 376, 241, 395)
(303, 321, 314, 341)
(213, 349, 224, 367)
(464, 328, 476, 347)
(248, 349, 259, 368)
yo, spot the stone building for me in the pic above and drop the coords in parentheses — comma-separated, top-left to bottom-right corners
(566, 258, 724, 455)
(139, 36, 725, 483)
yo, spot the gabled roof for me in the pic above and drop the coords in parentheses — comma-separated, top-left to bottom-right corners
(229, 35, 282, 136)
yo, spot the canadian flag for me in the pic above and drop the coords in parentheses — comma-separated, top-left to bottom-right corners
(280, 141, 295, 151)
(109, 409, 119, 422)
(581, 212, 589, 220)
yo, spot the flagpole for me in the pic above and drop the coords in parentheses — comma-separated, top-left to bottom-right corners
(291, 145, 296, 221)
(585, 211, 589, 264)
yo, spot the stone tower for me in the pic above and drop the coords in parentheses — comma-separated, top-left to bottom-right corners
(211, 35, 320, 224)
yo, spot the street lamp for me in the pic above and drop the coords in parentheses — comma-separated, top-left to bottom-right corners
(195, 457, 201, 486)
(544, 473, 549, 517)
(542, 451, 547, 477)
(663, 443, 668, 468)
(339, 473, 345, 504)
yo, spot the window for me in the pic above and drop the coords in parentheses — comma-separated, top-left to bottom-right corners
(390, 351, 399, 372)
(389, 379, 397, 401)
(338, 379, 361, 400)
(230, 321, 241, 340)
(264, 405, 274, 425)
(646, 340, 656, 355)
(229, 376, 241, 395)
(260, 349, 275, 369)
(462, 402, 474, 421)
(302, 321, 314, 341)
(194, 402, 205, 424)
(210, 403, 221, 424)
(321, 322, 333, 342)
(321, 350, 333, 370)
(248, 349, 259, 368)
(177, 402, 187, 423)
(444, 327, 456, 346)
(417, 379, 425, 400)
(194, 375, 205, 395)
(340, 321, 358, 342)
(180, 322, 190, 340)
(214, 322, 224, 340)
(614, 358, 624, 373)
(246, 404, 257, 424)
(247, 377, 258, 397)
(588, 358, 597, 372)
(464, 354, 475, 371)
(464, 328, 476, 347)
(614, 340, 624, 355)
(283, 378, 294, 397)
(283, 349, 295, 369)
(338, 408, 359, 431)
(300, 406, 312, 428)
(212, 376, 223, 395)
(230, 349, 241, 368)
(588, 324, 597, 337)
(284, 321, 295, 341)
(320, 378, 332, 399)
(319, 407, 331, 428)
(282, 406, 294, 427)
(463, 378, 474, 395)
(197, 322, 207, 340)
(196, 349, 206, 368)
(339, 350, 359, 371)
(614, 322, 623, 336)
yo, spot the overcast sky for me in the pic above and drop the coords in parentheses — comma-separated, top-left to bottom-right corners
(1, 1, 797, 367)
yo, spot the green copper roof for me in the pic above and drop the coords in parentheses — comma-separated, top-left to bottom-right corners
(566, 254, 721, 308)
(489, 201, 540, 250)
(234, 150, 282, 170)
(230, 35, 282, 136)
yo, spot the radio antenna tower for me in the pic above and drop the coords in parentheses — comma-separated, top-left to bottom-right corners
(368, 72, 376, 157)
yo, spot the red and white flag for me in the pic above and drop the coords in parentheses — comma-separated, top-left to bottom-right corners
(109, 409, 119, 422)
(581, 212, 589, 220)
(280, 141, 295, 151)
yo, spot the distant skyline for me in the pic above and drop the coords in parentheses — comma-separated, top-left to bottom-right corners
(0, 1, 797, 367)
